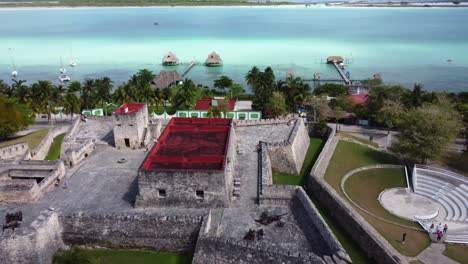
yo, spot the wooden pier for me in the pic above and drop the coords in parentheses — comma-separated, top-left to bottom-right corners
(332, 62, 351, 85)
(181, 61, 196, 77)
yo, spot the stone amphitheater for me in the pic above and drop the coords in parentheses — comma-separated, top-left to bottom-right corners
(0, 108, 351, 264)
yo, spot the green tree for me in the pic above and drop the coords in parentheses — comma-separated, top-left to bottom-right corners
(95, 77, 113, 108)
(213, 75, 233, 91)
(265, 91, 287, 118)
(172, 79, 198, 109)
(0, 80, 15, 98)
(245, 66, 276, 111)
(393, 101, 462, 163)
(31, 80, 53, 120)
(376, 99, 404, 134)
(230, 83, 245, 98)
(0, 95, 33, 139)
(307, 96, 329, 123)
(63, 92, 81, 120)
(279, 76, 311, 110)
(13, 80, 31, 106)
(81, 79, 96, 110)
(313, 83, 348, 97)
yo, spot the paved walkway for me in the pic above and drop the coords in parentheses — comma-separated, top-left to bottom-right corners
(416, 243, 459, 264)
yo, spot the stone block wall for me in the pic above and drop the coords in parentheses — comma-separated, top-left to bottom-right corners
(266, 118, 310, 175)
(0, 210, 64, 264)
(113, 104, 148, 149)
(136, 170, 229, 208)
(62, 139, 95, 167)
(259, 142, 272, 186)
(289, 118, 310, 174)
(0, 142, 29, 160)
(293, 188, 351, 263)
(60, 212, 204, 252)
(259, 185, 297, 206)
(192, 237, 325, 264)
(32, 125, 71, 160)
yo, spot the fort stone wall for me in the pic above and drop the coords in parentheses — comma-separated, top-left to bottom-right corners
(0, 142, 29, 160)
(31, 125, 71, 160)
(113, 104, 148, 149)
(0, 210, 64, 264)
(60, 212, 204, 252)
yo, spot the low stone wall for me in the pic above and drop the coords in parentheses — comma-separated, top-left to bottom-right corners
(288, 118, 310, 174)
(0, 142, 29, 160)
(192, 237, 325, 264)
(65, 116, 81, 139)
(0, 210, 64, 264)
(60, 212, 204, 252)
(234, 114, 299, 127)
(62, 139, 95, 167)
(85, 115, 113, 121)
(31, 125, 70, 160)
(259, 142, 272, 187)
(259, 185, 297, 206)
(293, 188, 351, 263)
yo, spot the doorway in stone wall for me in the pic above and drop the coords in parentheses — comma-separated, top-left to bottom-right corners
(124, 138, 130, 148)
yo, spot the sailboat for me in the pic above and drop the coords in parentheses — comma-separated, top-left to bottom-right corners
(69, 49, 77, 67)
(9, 48, 18, 78)
(59, 56, 67, 74)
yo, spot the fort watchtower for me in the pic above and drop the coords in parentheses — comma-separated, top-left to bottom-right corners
(112, 103, 148, 149)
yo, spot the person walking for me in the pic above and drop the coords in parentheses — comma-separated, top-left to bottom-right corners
(443, 224, 448, 234)
(402, 232, 407, 244)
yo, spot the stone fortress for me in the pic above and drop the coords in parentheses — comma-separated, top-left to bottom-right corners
(0, 103, 351, 264)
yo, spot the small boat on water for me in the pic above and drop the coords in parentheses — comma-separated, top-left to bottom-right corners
(59, 75, 71, 82)
(59, 56, 67, 74)
(9, 48, 18, 78)
(70, 49, 77, 67)
(153, 22, 159, 26)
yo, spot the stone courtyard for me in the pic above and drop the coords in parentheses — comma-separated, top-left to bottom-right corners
(0, 115, 350, 264)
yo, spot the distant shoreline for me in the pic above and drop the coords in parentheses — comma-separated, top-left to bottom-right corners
(1, 2, 468, 10)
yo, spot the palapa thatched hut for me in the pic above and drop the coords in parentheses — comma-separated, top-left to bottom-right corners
(327, 56, 344, 64)
(205, 51, 223, 67)
(162, 51, 179, 66)
(151, 70, 182, 89)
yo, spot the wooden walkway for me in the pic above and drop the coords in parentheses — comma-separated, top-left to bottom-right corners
(181, 61, 196, 77)
(332, 62, 351, 85)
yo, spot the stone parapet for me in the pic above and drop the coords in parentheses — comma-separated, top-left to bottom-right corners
(0, 210, 64, 264)
(0, 142, 29, 160)
(31, 125, 71, 160)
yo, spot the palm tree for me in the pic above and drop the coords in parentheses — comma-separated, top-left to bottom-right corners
(31, 80, 53, 121)
(161, 87, 173, 109)
(0, 80, 15, 98)
(81, 79, 95, 110)
(245, 66, 260, 87)
(67, 81, 82, 93)
(172, 79, 198, 109)
(12, 80, 31, 106)
(95, 77, 113, 109)
(63, 92, 81, 120)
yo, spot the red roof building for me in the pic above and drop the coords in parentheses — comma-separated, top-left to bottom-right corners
(195, 98, 236, 111)
(136, 117, 235, 208)
(140, 118, 232, 171)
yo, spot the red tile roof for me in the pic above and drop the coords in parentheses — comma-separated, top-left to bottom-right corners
(195, 98, 235, 111)
(140, 118, 232, 172)
(114, 103, 145, 114)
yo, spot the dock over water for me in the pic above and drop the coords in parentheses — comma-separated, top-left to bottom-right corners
(332, 62, 351, 85)
(181, 61, 196, 77)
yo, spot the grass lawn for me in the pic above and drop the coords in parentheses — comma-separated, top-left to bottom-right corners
(443, 244, 468, 264)
(338, 132, 379, 148)
(45, 133, 67, 160)
(345, 168, 430, 256)
(324, 140, 399, 197)
(273, 137, 323, 186)
(53, 248, 192, 264)
(0, 128, 49, 149)
(409, 261, 425, 264)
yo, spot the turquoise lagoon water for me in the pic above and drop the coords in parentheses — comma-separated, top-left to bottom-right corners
(1, 6, 468, 91)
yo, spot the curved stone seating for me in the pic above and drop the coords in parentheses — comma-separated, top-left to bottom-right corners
(415, 184, 458, 221)
(413, 165, 468, 223)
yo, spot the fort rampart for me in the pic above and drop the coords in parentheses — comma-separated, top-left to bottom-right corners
(0, 142, 29, 160)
